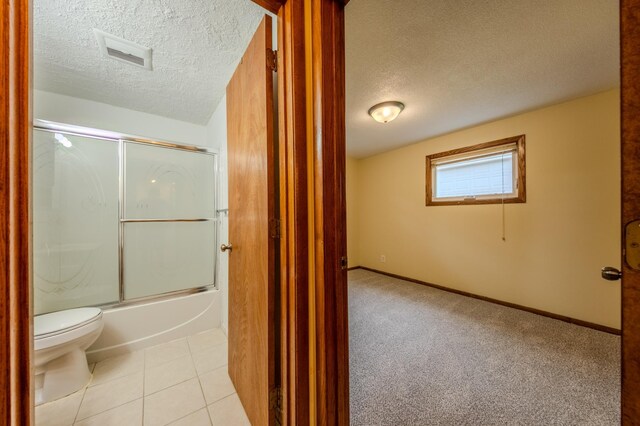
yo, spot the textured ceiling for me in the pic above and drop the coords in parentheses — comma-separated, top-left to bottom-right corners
(34, 0, 265, 125)
(346, 0, 619, 158)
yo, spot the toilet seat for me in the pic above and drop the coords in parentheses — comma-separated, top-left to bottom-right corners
(35, 307, 102, 344)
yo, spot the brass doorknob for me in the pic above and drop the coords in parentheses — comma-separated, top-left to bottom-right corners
(220, 243, 233, 253)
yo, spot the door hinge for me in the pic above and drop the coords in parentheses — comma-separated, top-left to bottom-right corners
(270, 218, 281, 239)
(270, 387, 283, 423)
(267, 49, 278, 72)
(341, 256, 348, 270)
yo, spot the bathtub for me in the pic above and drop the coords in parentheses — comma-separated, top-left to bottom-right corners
(86, 288, 221, 363)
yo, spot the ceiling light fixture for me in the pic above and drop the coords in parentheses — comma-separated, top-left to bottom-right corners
(368, 101, 405, 123)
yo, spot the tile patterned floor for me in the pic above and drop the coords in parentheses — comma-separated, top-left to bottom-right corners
(35, 328, 250, 426)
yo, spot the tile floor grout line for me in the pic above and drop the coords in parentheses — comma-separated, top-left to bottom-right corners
(88, 352, 145, 388)
(188, 335, 227, 355)
(205, 389, 237, 408)
(190, 340, 213, 425)
(73, 373, 144, 424)
(187, 336, 227, 425)
(72, 397, 143, 426)
(142, 336, 219, 423)
(201, 387, 216, 425)
(198, 364, 234, 406)
(141, 347, 146, 426)
(145, 376, 197, 398)
(166, 407, 207, 426)
(145, 351, 192, 371)
(143, 344, 199, 397)
(88, 369, 141, 389)
(74, 349, 145, 424)
(138, 341, 226, 397)
(69, 362, 95, 424)
(71, 384, 89, 424)
(144, 340, 190, 371)
(189, 343, 228, 357)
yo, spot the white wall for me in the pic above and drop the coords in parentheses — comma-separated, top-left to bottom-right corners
(34, 90, 208, 146)
(205, 95, 230, 335)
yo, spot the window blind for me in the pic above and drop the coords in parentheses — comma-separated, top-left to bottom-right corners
(433, 147, 517, 199)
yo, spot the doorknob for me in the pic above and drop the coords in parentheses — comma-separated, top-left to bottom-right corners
(601, 266, 622, 281)
(220, 243, 233, 253)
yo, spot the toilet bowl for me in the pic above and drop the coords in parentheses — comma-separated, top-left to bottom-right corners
(34, 307, 104, 405)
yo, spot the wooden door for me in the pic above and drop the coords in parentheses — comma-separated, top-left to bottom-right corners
(226, 15, 276, 426)
(621, 1, 640, 423)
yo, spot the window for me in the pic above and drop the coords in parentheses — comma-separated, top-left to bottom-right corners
(425, 135, 526, 206)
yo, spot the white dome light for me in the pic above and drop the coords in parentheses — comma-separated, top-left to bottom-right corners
(368, 101, 405, 123)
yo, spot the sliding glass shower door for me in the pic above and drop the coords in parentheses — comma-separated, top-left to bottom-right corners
(33, 130, 120, 314)
(33, 124, 218, 313)
(122, 142, 217, 299)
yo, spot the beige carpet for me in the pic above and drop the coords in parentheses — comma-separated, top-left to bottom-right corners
(348, 269, 620, 425)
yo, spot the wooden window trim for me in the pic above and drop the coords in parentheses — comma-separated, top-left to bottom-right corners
(425, 135, 526, 206)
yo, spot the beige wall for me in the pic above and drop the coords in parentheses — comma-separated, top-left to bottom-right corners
(348, 89, 621, 329)
(346, 156, 360, 267)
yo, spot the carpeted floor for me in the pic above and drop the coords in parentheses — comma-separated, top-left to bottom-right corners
(348, 269, 620, 425)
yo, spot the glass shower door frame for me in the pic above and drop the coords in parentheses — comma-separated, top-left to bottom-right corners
(120, 139, 218, 301)
(34, 119, 220, 309)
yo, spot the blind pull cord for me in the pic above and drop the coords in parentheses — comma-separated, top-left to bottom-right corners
(501, 152, 506, 242)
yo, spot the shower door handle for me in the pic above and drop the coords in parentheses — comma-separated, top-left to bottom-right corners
(220, 243, 233, 253)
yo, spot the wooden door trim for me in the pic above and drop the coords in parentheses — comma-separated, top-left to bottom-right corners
(276, 1, 311, 425)
(1, 0, 32, 424)
(252, 0, 285, 15)
(621, 0, 640, 423)
(270, 0, 350, 424)
(306, 0, 350, 424)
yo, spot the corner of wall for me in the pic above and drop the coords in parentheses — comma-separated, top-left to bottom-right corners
(346, 155, 360, 267)
(206, 96, 229, 335)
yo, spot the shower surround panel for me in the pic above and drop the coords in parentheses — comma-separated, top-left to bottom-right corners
(33, 125, 218, 315)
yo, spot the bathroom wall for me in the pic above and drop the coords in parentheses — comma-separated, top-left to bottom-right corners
(34, 90, 208, 146)
(206, 96, 229, 335)
(348, 89, 621, 329)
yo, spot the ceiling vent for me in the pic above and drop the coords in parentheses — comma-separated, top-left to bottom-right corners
(93, 29, 153, 70)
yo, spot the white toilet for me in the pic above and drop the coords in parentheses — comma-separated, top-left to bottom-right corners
(34, 307, 104, 405)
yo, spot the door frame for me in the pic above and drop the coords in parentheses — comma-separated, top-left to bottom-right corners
(1, 0, 33, 424)
(621, 0, 640, 422)
(266, 0, 350, 424)
(5, 0, 639, 425)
